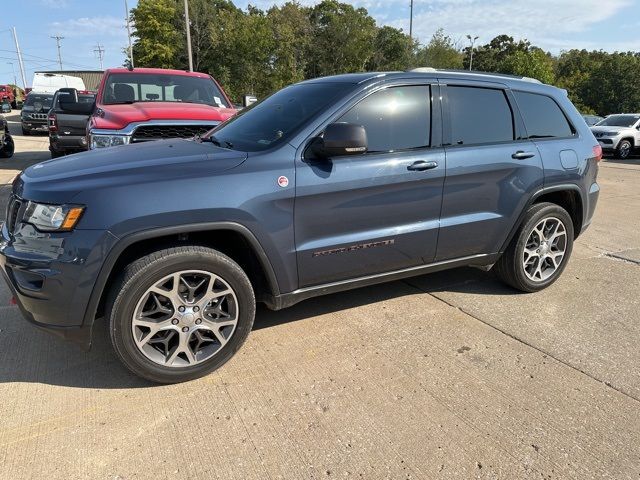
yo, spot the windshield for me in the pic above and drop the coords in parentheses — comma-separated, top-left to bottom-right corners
(596, 115, 640, 127)
(24, 94, 54, 110)
(207, 82, 354, 152)
(103, 73, 230, 108)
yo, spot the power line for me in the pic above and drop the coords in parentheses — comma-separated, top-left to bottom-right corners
(50, 35, 64, 70)
(93, 43, 105, 70)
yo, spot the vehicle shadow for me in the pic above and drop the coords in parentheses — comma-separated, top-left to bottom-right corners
(0, 266, 512, 390)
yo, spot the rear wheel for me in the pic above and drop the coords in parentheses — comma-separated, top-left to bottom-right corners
(494, 202, 574, 292)
(21, 126, 30, 136)
(107, 246, 255, 384)
(615, 139, 632, 159)
(0, 133, 14, 158)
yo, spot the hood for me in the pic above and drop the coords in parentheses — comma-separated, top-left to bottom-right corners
(590, 125, 633, 134)
(17, 139, 247, 203)
(94, 102, 237, 130)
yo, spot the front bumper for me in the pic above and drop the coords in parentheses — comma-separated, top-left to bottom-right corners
(21, 119, 47, 131)
(0, 221, 117, 348)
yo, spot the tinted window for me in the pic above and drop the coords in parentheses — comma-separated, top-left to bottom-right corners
(209, 82, 354, 152)
(339, 86, 430, 152)
(24, 94, 54, 110)
(448, 86, 514, 145)
(103, 73, 230, 108)
(515, 91, 574, 138)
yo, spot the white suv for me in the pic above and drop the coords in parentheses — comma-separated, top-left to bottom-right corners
(591, 114, 640, 159)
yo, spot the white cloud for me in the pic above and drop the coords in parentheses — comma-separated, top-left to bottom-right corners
(49, 16, 125, 39)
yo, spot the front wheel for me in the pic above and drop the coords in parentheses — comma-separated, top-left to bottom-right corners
(0, 133, 14, 158)
(494, 202, 574, 292)
(615, 140, 632, 159)
(107, 246, 256, 384)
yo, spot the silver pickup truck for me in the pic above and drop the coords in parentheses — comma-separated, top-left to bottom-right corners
(590, 113, 640, 159)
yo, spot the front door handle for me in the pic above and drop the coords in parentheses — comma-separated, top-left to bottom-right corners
(407, 160, 438, 171)
(512, 151, 536, 160)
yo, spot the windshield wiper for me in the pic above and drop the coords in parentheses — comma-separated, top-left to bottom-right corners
(202, 135, 233, 149)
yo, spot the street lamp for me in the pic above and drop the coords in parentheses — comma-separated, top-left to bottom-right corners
(466, 35, 479, 71)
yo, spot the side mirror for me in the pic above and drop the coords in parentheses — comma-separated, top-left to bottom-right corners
(311, 123, 368, 159)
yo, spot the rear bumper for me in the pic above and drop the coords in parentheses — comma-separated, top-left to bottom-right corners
(50, 134, 88, 153)
(0, 222, 118, 349)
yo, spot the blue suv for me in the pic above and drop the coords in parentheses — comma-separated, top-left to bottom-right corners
(1, 70, 601, 383)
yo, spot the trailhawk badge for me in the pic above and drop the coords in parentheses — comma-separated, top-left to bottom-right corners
(277, 176, 289, 188)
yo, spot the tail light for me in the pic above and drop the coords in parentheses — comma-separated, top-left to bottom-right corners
(48, 113, 57, 133)
(593, 145, 602, 163)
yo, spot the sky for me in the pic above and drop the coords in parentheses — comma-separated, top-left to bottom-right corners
(1, 0, 639, 87)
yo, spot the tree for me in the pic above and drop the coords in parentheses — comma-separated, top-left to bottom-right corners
(131, 0, 182, 68)
(465, 35, 530, 72)
(500, 48, 555, 84)
(367, 26, 413, 71)
(414, 28, 463, 69)
(307, 0, 377, 78)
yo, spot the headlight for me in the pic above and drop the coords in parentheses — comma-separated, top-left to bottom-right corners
(90, 134, 131, 149)
(23, 202, 85, 232)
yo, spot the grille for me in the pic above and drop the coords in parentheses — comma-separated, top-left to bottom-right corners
(6, 197, 23, 234)
(29, 113, 48, 120)
(131, 124, 216, 143)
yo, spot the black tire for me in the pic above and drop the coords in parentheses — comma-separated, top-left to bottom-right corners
(615, 139, 632, 159)
(0, 133, 14, 158)
(107, 246, 255, 384)
(50, 149, 63, 159)
(21, 126, 30, 136)
(494, 202, 574, 293)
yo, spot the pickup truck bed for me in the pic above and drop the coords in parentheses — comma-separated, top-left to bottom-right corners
(48, 91, 95, 157)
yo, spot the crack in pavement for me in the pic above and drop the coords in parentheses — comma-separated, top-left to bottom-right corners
(402, 279, 640, 406)
(602, 252, 640, 266)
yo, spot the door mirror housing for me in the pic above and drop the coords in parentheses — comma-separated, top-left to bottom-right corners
(58, 88, 79, 103)
(311, 123, 368, 159)
(58, 88, 95, 115)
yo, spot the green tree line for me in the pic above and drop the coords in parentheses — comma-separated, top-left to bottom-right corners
(130, 0, 639, 115)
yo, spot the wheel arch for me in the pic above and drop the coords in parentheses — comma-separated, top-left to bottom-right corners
(83, 222, 280, 338)
(500, 184, 584, 254)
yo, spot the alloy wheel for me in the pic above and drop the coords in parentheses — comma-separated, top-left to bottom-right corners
(522, 217, 567, 282)
(131, 270, 238, 367)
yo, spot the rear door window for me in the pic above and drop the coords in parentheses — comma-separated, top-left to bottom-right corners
(514, 91, 574, 138)
(339, 85, 431, 152)
(448, 86, 514, 145)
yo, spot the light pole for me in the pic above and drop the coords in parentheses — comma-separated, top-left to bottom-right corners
(184, 0, 194, 71)
(466, 35, 479, 71)
(124, 0, 134, 68)
(409, 0, 414, 41)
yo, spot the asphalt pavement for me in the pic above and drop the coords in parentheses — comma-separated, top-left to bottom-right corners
(0, 111, 638, 479)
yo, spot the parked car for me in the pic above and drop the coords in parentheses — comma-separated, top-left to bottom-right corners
(30, 72, 86, 95)
(48, 89, 96, 158)
(582, 114, 603, 126)
(1, 70, 601, 383)
(0, 115, 14, 158)
(88, 67, 237, 149)
(20, 92, 54, 135)
(590, 114, 640, 159)
(0, 85, 15, 109)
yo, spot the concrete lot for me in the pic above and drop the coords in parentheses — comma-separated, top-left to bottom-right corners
(0, 111, 639, 479)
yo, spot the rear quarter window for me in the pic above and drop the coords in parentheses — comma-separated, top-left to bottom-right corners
(514, 91, 574, 139)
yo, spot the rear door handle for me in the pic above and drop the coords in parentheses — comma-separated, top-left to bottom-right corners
(407, 160, 438, 171)
(512, 151, 536, 160)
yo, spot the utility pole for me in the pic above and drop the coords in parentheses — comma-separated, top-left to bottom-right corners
(7, 62, 17, 86)
(184, 0, 193, 71)
(124, 0, 134, 68)
(51, 35, 64, 70)
(94, 43, 105, 70)
(409, 0, 414, 41)
(466, 35, 479, 71)
(11, 27, 27, 89)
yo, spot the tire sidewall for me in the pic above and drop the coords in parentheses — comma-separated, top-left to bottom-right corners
(617, 140, 632, 159)
(512, 204, 574, 291)
(110, 250, 255, 383)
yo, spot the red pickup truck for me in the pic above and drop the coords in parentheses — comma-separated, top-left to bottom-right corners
(88, 68, 237, 149)
(0, 85, 15, 108)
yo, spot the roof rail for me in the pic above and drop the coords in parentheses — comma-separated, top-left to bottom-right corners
(408, 67, 542, 84)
